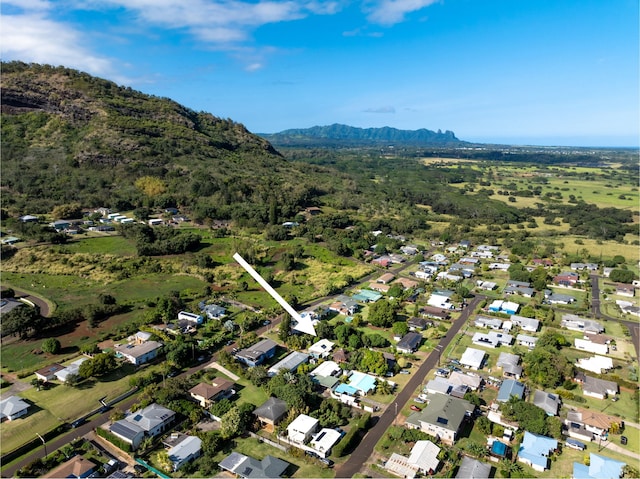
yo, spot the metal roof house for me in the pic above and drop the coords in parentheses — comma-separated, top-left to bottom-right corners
(219, 452, 290, 479)
(109, 403, 175, 449)
(397, 331, 423, 354)
(235, 339, 278, 367)
(573, 453, 625, 479)
(532, 390, 561, 416)
(406, 395, 475, 445)
(0, 396, 29, 421)
(253, 397, 288, 432)
(455, 456, 491, 479)
(517, 431, 558, 472)
(460, 348, 487, 370)
(267, 351, 310, 377)
(497, 379, 525, 402)
(167, 435, 202, 472)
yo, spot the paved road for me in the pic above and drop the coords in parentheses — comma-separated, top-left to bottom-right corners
(335, 295, 483, 478)
(590, 274, 639, 363)
(0, 286, 52, 317)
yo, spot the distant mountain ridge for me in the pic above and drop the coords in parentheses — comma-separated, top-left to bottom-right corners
(260, 123, 463, 147)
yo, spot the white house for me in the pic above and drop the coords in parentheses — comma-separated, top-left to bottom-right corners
(0, 396, 29, 421)
(459, 348, 486, 370)
(167, 435, 202, 471)
(308, 339, 335, 359)
(287, 414, 319, 444)
(576, 355, 613, 374)
(428, 290, 454, 309)
(116, 340, 163, 365)
(574, 338, 608, 355)
(178, 311, 204, 324)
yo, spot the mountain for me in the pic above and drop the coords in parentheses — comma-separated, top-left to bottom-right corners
(260, 123, 463, 147)
(0, 62, 329, 224)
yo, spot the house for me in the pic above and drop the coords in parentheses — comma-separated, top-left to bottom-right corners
(19, 214, 39, 223)
(148, 218, 164, 226)
(0, 298, 26, 317)
(517, 334, 538, 349)
(573, 453, 625, 479)
(394, 277, 419, 290)
(546, 292, 576, 304)
(571, 263, 599, 271)
(253, 397, 288, 432)
(455, 456, 491, 479)
(448, 371, 482, 391)
(496, 352, 522, 379)
(49, 219, 72, 231)
(407, 317, 429, 331)
(561, 315, 605, 334)
(267, 351, 309, 377)
(345, 370, 377, 395)
(489, 262, 511, 271)
(405, 395, 475, 444)
(510, 315, 540, 332)
(614, 283, 635, 297)
(235, 339, 277, 367)
(109, 403, 175, 449)
(200, 304, 226, 320)
(376, 272, 396, 284)
(475, 316, 503, 330)
(333, 348, 349, 364)
(34, 363, 65, 382)
(425, 377, 453, 396)
(554, 272, 580, 287)
(167, 435, 202, 471)
(351, 289, 383, 303)
(219, 452, 290, 479)
(459, 348, 486, 370)
(115, 340, 163, 365)
(532, 258, 554, 268)
(189, 378, 235, 408)
(497, 379, 525, 402)
(287, 414, 319, 444)
(472, 331, 513, 348)
(575, 337, 608, 355)
(415, 270, 433, 280)
(504, 280, 535, 298)
(420, 306, 451, 320)
(1, 236, 20, 245)
(401, 245, 420, 255)
(308, 338, 335, 358)
(428, 290, 455, 309)
(55, 358, 88, 383)
(397, 332, 423, 354)
(42, 456, 97, 478)
(369, 282, 391, 293)
(328, 295, 359, 315)
(0, 396, 29, 421)
(177, 311, 204, 324)
(565, 408, 622, 441)
(576, 355, 613, 374)
(532, 390, 561, 416)
(385, 440, 441, 478)
(517, 431, 557, 472)
(579, 375, 618, 400)
(488, 300, 519, 315)
(476, 281, 498, 291)
(309, 428, 342, 458)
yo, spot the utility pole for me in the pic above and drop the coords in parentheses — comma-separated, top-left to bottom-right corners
(37, 433, 47, 458)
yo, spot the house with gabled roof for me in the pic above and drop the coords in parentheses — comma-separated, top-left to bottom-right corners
(497, 379, 525, 402)
(517, 431, 557, 472)
(565, 408, 622, 441)
(448, 371, 482, 391)
(576, 355, 613, 374)
(516, 334, 538, 349)
(116, 340, 163, 366)
(533, 390, 561, 416)
(460, 348, 486, 370)
(267, 351, 309, 377)
(308, 338, 335, 358)
(510, 315, 540, 332)
(475, 316, 503, 330)
(385, 440, 441, 478)
(189, 377, 235, 408)
(0, 396, 29, 421)
(554, 272, 580, 287)
(397, 331, 423, 354)
(167, 435, 202, 472)
(35, 363, 65, 382)
(455, 456, 491, 479)
(496, 352, 522, 379)
(577, 374, 618, 400)
(573, 453, 625, 479)
(109, 403, 175, 449)
(561, 315, 605, 334)
(42, 455, 97, 478)
(235, 339, 277, 367)
(472, 331, 513, 348)
(405, 395, 475, 444)
(328, 295, 359, 315)
(287, 414, 319, 444)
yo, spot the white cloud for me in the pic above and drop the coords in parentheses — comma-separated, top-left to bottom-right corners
(364, 106, 396, 113)
(365, 0, 439, 25)
(1, 0, 52, 11)
(0, 13, 121, 79)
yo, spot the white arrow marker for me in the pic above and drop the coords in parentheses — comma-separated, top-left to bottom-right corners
(233, 252, 316, 336)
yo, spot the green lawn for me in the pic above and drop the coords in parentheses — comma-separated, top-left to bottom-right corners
(62, 235, 137, 255)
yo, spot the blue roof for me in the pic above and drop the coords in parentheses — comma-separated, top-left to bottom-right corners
(335, 383, 358, 396)
(518, 431, 557, 470)
(573, 454, 625, 479)
(497, 379, 525, 402)
(348, 371, 377, 394)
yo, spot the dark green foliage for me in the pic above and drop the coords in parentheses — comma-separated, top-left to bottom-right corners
(508, 263, 531, 283)
(309, 398, 351, 428)
(41, 338, 61, 354)
(367, 300, 397, 327)
(501, 397, 549, 436)
(333, 413, 371, 457)
(1, 303, 43, 338)
(78, 351, 117, 378)
(96, 426, 131, 452)
(609, 269, 636, 283)
(119, 223, 200, 256)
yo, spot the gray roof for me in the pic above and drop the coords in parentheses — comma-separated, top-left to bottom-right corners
(110, 420, 144, 441)
(237, 339, 277, 362)
(0, 396, 29, 418)
(267, 351, 309, 376)
(219, 452, 289, 479)
(533, 390, 560, 415)
(397, 332, 422, 352)
(497, 379, 525, 402)
(582, 376, 618, 396)
(497, 352, 520, 368)
(253, 397, 288, 423)
(418, 395, 474, 432)
(125, 403, 174, 432)
(168, 435, 202, 465)
(456, 456, 491, 479)
(0, 298, 25, 315)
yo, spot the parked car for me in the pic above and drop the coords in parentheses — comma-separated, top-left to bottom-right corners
(305, 450, 320, 459)
(263, 320, 271, 326)
(436, 368, 449, 377)
(414, 398, 425, 404)
(319, 458, 334, 467)
(410, 405, 422, 411)
(399, 370, 411, 375)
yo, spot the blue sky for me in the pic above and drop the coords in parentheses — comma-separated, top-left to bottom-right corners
(2, 0, 638, 146)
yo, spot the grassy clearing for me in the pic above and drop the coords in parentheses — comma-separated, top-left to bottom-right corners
(63, 235, 137, 255)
